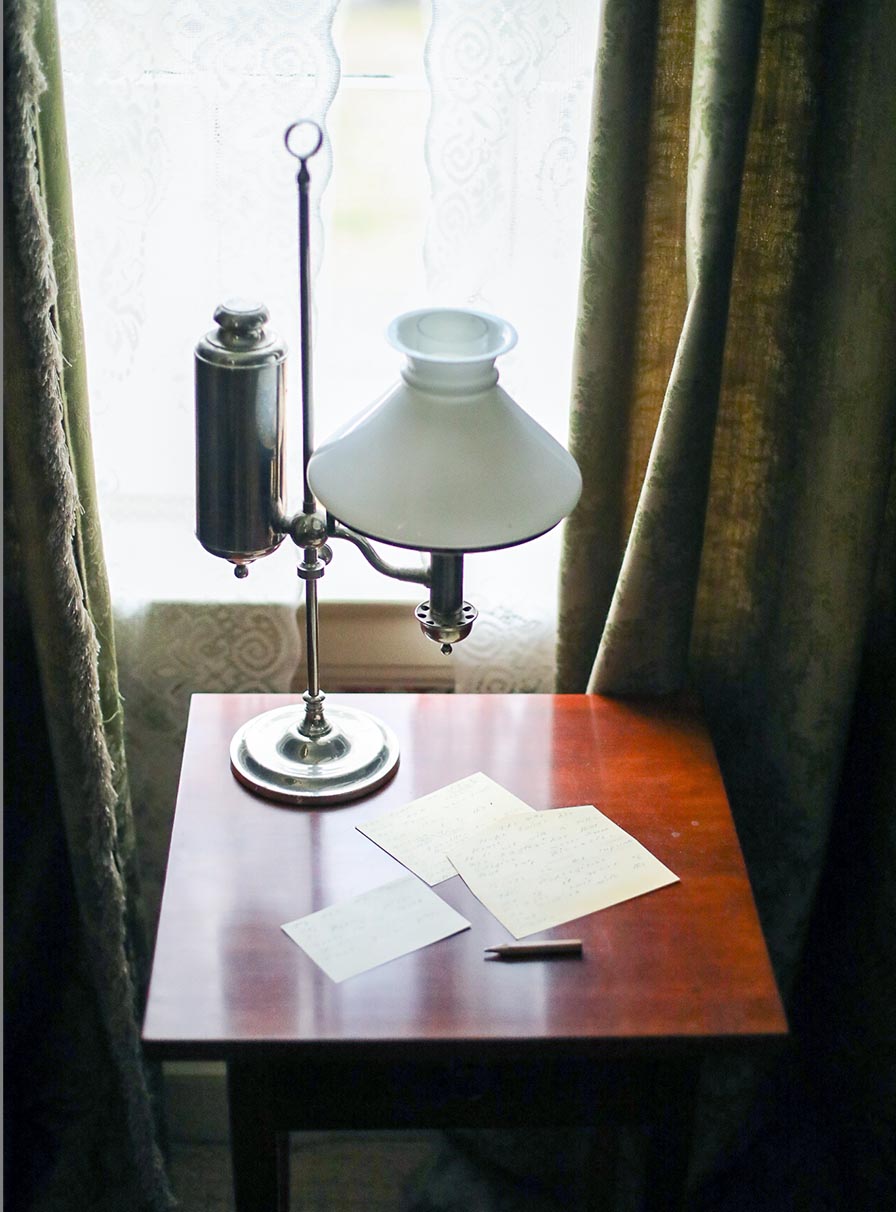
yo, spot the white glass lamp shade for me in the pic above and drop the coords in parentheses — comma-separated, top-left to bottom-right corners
(307, 308, 582, 552)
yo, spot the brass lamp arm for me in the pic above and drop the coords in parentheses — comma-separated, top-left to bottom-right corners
(326, 518, 431, 587)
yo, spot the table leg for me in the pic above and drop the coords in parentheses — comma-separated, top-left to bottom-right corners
(642, 1059, 700, 1212)
(227, 1060, 289, 1212)
(576, 1125, 619, 1211)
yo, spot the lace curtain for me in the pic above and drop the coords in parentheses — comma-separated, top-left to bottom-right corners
(425, 1, 599, 691)
(57, 0, 342, 611)
(59, 0, 597, 642)
(58, 0, 598, 925)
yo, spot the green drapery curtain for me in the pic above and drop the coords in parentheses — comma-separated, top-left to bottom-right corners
(556, 0, 896, 1204)
(4, 0, 174, 1208)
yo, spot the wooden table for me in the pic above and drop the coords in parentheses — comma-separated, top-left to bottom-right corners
(142, 693, 787, 1211)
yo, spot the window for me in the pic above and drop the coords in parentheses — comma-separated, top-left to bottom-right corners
(58, 0, 598, 645)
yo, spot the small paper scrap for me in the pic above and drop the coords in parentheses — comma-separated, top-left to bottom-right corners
(448, 805, 679, 939)
(281, 876, 470, 983)
(356, 771, 535, 885)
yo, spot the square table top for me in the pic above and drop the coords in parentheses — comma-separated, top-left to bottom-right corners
(142, 692, 786, 1059)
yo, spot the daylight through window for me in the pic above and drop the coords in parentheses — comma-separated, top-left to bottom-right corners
(58, 0, 599, 625)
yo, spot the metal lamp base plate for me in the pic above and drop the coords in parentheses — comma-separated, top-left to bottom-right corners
(230, 704, 400, 806)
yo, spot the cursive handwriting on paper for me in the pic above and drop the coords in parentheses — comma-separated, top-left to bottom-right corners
(447, 805, 679, 938)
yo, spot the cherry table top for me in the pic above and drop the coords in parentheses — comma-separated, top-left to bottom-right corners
(142, 692, 786, 1059)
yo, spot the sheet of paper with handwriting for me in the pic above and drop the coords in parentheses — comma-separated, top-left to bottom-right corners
(282, 875, 470, 982)
(447, 805, 679, 938)
(356, 771, 535, 885)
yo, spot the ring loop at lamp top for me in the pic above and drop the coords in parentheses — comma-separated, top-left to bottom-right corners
(306, 307, 583, 552)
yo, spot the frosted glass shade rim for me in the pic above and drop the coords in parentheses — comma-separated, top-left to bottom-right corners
(387, 307, 517, 364)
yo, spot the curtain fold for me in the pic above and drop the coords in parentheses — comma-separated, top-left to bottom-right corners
(3, 0, 173, 1207)
(555, 0, 896, 1203)
(558, 0, 764, 694)
(595, 0, 762, 694)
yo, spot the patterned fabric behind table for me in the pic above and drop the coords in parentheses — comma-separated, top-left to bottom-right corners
(453, 601, 557, 694)
(114, 602, 301, 937)
(424, 0, 599, 689)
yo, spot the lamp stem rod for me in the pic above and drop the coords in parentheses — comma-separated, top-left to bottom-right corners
(297, 157, 315, 518)
(285, 120, 328, 737)
(304, 568, 321, 699)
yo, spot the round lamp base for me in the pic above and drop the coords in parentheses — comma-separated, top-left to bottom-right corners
(230, 704, 400, 806)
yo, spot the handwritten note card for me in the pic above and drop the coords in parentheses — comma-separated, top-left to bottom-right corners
(448, 805, 679, 938)
(356, 772, 535, 885)
(281, 876, 470, 983)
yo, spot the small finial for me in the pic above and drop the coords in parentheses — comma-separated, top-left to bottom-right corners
(284, 120, 324, 163)
(234, 563, 249, 579)
(441, 643, 453, 656)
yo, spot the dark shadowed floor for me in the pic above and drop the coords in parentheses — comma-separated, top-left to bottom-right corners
(168, 1132, 441, 1211)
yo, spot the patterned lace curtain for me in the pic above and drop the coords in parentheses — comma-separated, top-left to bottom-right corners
(57, 0, 598, 924)
(57, 0, 342, 610)
(425, 1, 599, 690)
(59, 0, 598, 645)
